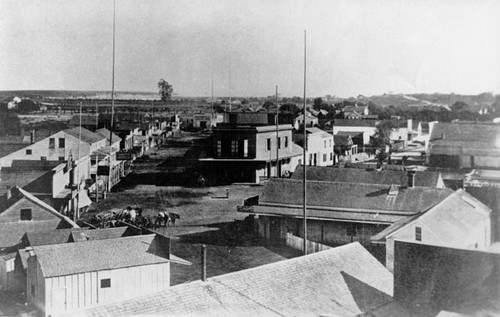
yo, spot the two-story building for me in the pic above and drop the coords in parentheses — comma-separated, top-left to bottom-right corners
(293, 111, 318, 129)
(292, 128, 334, 166)
(200, 124, 302, 183)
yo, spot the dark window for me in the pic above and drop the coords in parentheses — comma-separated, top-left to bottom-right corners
(100, 278, 111, 288)
(49, 138, 55, 149)
(59, 156, 65, 161)
(31, 285, 35, 297)
(285, 136, 289, 148)
(216, 140, 222, 157)
(40, 156, 47, 161)
(231, 140, 238, 156)
(323, 154, 327, 162)
(278, 137, 281, 149)
(266, 138, 271, 151)
(26, 149, 32, 155)
(330, 153, 333, 160)
(415, 226, 422, 241)
(20, 209, 32, 221)
(59, 138, 65, 148)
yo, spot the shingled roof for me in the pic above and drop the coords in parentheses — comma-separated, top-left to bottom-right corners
(63, 127, 106, 145)
(253, 179, 452, 223)
(32, 234, 171, 277)
(24, 228, 89, 247)
(64, 243, 401, 317)
(291, 166, 443, 188)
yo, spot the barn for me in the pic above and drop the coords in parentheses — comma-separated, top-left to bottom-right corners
(26, 234, 190, 317)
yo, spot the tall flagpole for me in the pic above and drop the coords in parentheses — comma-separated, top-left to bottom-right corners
(108, 0, 116, 193)
(303, 30, 308, 255)
(75, 101, 82, 221)
(275, 85, 279, 177)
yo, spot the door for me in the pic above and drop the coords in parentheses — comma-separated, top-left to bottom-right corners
(52, 288, 67, 313)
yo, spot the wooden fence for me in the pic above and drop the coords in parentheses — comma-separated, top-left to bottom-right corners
(286, 233, 332, 254)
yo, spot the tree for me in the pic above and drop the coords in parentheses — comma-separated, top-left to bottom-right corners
(158, 79, 173, 102)
(450, 101, 469, 113)
(313, 97, 323, 111)
(16, 99, 39, 113)
(371, 120, 394, 163)
(279, 103, 300, 115)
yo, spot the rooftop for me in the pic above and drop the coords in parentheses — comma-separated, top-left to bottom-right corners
(32, 234, 171, 277)
(63, 127, 106, 145)
(291, 166, 442, 188)
(65, 243, 399, 317)
(257, 178, 452, 215)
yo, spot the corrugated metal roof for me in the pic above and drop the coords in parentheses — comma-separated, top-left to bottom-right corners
(63, 243, 397, 317)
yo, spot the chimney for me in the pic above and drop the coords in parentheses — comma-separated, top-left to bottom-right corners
(201, 244, 207, 282)
(408, 172, 415, 188)
(30, 129, 35, 144)
(6, 186, 12, 200)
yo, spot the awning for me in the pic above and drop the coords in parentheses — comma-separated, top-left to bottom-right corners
(78, 190, 92, 208)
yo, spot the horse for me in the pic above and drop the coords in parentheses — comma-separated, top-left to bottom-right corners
(167, 212, 180, 227)
(153, 211, 169, 229)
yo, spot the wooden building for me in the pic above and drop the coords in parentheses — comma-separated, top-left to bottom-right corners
(26, 234, 189, 317)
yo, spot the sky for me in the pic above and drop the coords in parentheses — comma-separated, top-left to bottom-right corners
(1, 0, 499, 98)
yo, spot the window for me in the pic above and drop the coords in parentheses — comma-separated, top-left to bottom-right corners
(243, 139, 248, 157)
(59, 138, 65, 148)
(49, 138, 55, 149)
(298, 159, 302, 165)
(415, 226, 422, 241)
(216, 140, 222, 157)
(231, 140, 238, 156)
(324, 140, 327, 148)
(266, 138, 271, 151)
(330, 153, 333, 161)
(31, 285, 35, 297)
(20, 208, 32, 221)
(26, 149, 32, 155)
(309, 154, 313, 166)
(40, 156, 47, 161)
(100, 278, 111, 288)
(278, 137, 281, 149)
(329, 139, 332, 147)
(59, 156, 65, 161)
(6, 259, 14, 273)
(323, 154, 327, 162)
(284, 136, 289, 148)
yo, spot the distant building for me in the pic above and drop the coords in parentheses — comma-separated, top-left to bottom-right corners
(27, 234, 189, 317)
(293, 112, 318, 129)
(429, 122, 500, 169)
(65, 243, 406, 317)
(332, 119, 378, 150)
(200, 124, 302, 183)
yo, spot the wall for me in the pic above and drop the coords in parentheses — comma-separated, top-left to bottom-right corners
(0, 197, 58, 224)
(27, 255, 45, 314)
(305, 133, 334, 166)
(393, 241, 500, 315)
(39, 262, 170, 317)
(254, 127, 294, 161)
(386, 218, 491, 272)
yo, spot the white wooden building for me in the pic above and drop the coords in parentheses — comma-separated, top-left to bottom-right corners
(26, 234, 189, 317)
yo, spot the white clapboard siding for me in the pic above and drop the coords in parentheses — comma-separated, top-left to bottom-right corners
(43, 262, 170, 317)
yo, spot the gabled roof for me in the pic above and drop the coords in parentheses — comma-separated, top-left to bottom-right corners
(336, 131, 364, 138)
(0, 187, 78, 228)
(32, 234, 170, 277)
(257, 178, 452, 215)
(25, 228, 89, 246)
(291, 166, 442, 188)
(95, 128, 122, 144)
(374, 190, 491, 244)
(0, 219, 68, 249)
(63, 127, 106, 145)
(65, 243, 398, 317)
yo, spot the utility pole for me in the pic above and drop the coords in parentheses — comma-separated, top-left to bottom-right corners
(108, 0, 116, 194)
(302, 30, 308, 255)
